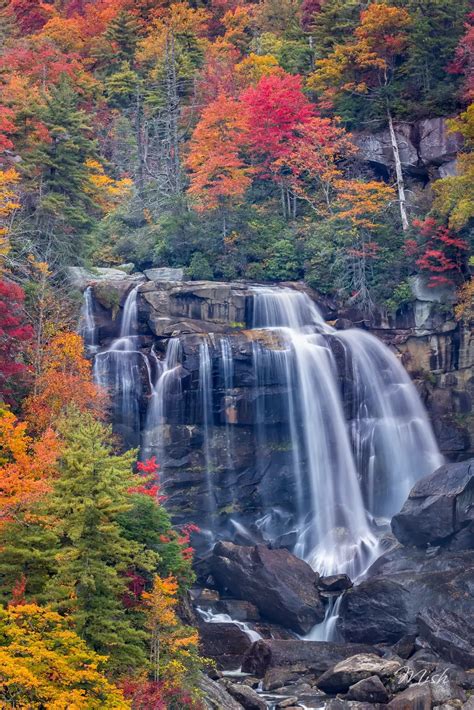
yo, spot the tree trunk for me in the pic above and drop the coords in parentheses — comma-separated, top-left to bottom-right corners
(387, 107, 409, 231)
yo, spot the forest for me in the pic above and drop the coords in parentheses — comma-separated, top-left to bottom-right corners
(0, 0, 473, 707)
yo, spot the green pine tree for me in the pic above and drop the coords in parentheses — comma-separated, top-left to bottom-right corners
(45, 409, 157, 675)
(24, 76, 98, 263)
(105, 10, 141, 67)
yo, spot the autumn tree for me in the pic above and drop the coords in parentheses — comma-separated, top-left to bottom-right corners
(0, 280, 33, 403)
(24, 331, 104, 434)
(310, 3, 412, 230)
(408, 217, 468, 288)
(186, 94, 253, 231)
(0, 408, 58, 525)
(0, 603, 130, 708)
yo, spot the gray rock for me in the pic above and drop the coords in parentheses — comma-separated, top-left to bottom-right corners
(346, 675, 390, 703)
(217, 599, 261, 622)
(387, 683, 432, 710)
(409, 274, 457, 304)
(276, 699, 298, 708)
(144, 267, 184, 281)
(226, 683, 267, 710)
(391, 459, 474, 548)
(199, 675, 245, 709)
(316, 653, 401, 694)
(242, 639, 380, 678)
(199, 620, 253, 670)
(67, 265, 141, 289)
(417, 608, 474, 669)
(319, 574, 353, 592)
(418, 117, 463, 166)
(211, 542, 325, 634)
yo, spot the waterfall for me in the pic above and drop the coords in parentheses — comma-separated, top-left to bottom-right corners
(199, 339, 216, 517)
(249, 286, 441, 578)
(220, 338, 235, 468)
(92, 286, 144, 447)
(78, 286, 97, 350)
(336, 329, 443, 516)
(142, 338, 181, 461)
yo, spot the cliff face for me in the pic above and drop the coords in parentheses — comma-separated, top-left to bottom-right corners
(86, 272, 473, 460)
(79, 272, 473, 548)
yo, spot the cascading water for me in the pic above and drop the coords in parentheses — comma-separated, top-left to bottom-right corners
(199, 339, 216, 517)
(220, 338, 235, 468)
(250, 286, 442, 579)
(92, 286, 144, 446)
(78, 286, 97, 350)
(142, 338, 181, 462)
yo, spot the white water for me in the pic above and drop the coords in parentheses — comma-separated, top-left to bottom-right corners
(250, 286, 441, 579)
(196, 606, 262, 644)
(78, 286, 97, 350)
(142, 338, 181, 461)
(92, 286, 144, 445)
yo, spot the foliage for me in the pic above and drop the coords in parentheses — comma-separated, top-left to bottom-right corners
(0, 408, 58, 525)
(24, 332, 105, 434)
(0, 603, 130, 708)
(0, 280, 33, 403)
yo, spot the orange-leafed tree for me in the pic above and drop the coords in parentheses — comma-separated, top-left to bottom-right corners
(24, 332, 105, 434)
(186, 94, 253, 232)
(0, 408, 59, 525)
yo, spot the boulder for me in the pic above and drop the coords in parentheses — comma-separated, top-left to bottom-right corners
(319, 574, 353, 592)
(417, 608, 474, 669)
(241, 640, 381, 678)
(316, 654, 401, 694)
(199, 620, 253, 670)
(217, 599, 261, 622)
(338, 547, 474, 644)
(144, 267, 184, 281)
(225, 683, 266, 710)
(199, 675, 244, 710)
(211, 542, 325, 634)
(346, 675, 390, 703)
(418, 117, 463, 166)
(391, 459, 474, 547)
(386, 683, 432, 710)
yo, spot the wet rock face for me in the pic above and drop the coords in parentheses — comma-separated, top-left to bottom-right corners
(316, 654, 401, 694)
(210, 542, 325, 634)
(391, 458, 474, 547)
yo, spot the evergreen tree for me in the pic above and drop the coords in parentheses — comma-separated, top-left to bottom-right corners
(105, 10, 141, 68)
(45, 409, 158, 675)
(24, 76, 98, 262)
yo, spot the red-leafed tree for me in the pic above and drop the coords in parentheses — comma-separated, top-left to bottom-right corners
(240, 72, 314, 171)
(0, 281, 33, 404)
(448, 12, 474, 102)
(410, 217, 469, 287)
(8, 0, 51, 34)
(0, 109, 16, 154)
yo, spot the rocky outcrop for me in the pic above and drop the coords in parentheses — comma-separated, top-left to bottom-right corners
(354, 117, 463, 178)
(417, 608, 474, 669)
(316, 654, 401, 694)
(241, 640, 380, 678)
(210, 542, 325, 634)
(392, 458, 474, 547)
(198, 619, 253, 670)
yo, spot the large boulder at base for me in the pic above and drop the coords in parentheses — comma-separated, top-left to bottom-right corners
(241, 640, 381, 678)
(417, 608, 474, 669)
(337, 547, 474, 645)
(316, 654, 401, 694)
(199, 620, 253, 670)
(391, 459, 474, 548)
(210, 542, 325, 634)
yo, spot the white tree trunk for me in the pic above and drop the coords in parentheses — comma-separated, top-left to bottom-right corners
(387, 108, 409, 231)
